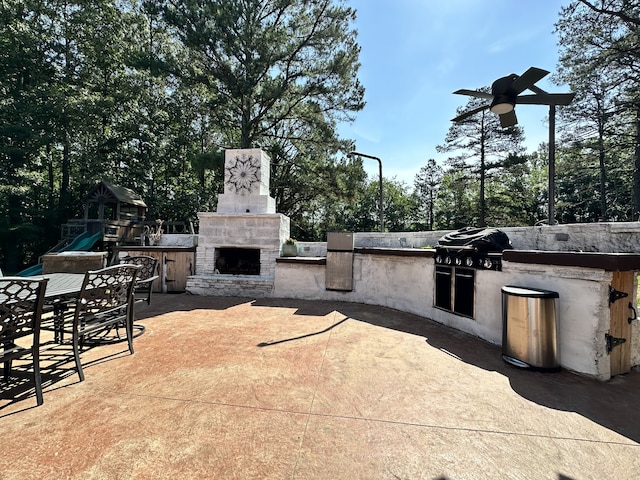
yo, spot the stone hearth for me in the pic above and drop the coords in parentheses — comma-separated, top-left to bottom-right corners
(187, 148, 290, 297)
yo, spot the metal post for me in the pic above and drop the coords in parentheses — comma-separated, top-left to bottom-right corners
(348, 151, 384, 232)
(549, 104, 556, 225)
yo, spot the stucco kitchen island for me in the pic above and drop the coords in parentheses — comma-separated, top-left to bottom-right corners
(272, 247, 640, 381)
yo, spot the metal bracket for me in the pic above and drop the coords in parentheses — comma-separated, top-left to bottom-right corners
(609, 286, 628, 306)
(606, 333, 627, 354)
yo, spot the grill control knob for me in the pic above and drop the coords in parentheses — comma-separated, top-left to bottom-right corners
(435, 255, 442, 264)
(455, 257, 462, 266)
(465, 257, 474, 267)
(483, 258, 493, 269)
(445, 256, 452, 265)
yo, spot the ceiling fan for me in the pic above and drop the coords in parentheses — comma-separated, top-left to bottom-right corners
(451, 67, 575, 127)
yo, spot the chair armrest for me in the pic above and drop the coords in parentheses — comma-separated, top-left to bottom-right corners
(136, 275, 159, 286)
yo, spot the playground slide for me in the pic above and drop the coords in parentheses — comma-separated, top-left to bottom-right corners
(58, 231, 92, 252)
(17, 231, 103, 276)
(66, 231, 103, 252)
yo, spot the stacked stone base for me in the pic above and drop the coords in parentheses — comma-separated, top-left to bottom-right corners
(187, 275, 274, 298)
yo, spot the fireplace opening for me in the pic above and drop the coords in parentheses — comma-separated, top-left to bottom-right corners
(215, 248, 260, 275)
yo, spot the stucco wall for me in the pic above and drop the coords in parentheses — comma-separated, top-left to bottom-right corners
(272, 251, 638, 380)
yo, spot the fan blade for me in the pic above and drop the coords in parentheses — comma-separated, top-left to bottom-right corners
(452, 104, 489, 122)
(499, 110, 518, 127)
(453, 89, 493, 100)
(511, 67, 549, 94)
(517, 93, 576, 106)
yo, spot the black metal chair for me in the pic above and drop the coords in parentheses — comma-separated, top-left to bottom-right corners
(119, 255, 159, 305)
(118, 255, 159, 336)
(1, 277, 49, 406)
(70, 264, 141, 382)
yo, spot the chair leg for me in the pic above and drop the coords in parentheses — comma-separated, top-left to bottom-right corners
(32, 347, 44, 406)
(3, 359, 11, 381)
(72, 333, 85, 382)
(125, 316, 135, 355)
(3, 341, 13, 380)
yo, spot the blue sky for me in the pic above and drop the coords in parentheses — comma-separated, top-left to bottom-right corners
(339, 0, 571, 186)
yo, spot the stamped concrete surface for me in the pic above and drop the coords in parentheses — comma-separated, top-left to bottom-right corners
(1, 293, 639, 479)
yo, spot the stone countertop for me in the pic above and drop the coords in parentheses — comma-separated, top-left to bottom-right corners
(276, 248, 640, 271)
(276, 256, 326, 265)
(354, 247, 435, 257)
(113, 246, 196, 252)
(503, 250, 640, 271)
(276, 248, 435, 263)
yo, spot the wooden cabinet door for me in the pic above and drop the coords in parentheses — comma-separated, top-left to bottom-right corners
(609, 271, 635, 376)
(164, 251, 194, 292)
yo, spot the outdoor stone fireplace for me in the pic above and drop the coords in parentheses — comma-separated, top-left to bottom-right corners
(186, 148, 290, 297)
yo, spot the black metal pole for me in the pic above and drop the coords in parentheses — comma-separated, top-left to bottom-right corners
(348, 151, 384, 232)
(549, 104, 556, 225)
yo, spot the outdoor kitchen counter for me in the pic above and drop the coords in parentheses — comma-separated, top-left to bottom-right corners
(503, 249, 640, 271)
(276, 248, 435, 262)
(501, 249, 640, 380)
(277, 248, 640, 267)
(272, 245, 639, 380)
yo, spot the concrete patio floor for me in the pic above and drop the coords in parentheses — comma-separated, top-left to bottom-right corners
(1, 293, 639, 479)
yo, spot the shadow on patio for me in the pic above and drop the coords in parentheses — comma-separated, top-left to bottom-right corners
(1, 293, 638, 479)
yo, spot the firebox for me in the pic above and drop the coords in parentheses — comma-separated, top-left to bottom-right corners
(215, 248, 260, 275)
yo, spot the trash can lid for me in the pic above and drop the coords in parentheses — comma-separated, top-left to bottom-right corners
(501, 285, 559, 298)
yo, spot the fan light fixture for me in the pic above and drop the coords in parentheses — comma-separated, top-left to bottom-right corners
(490, 96, 515, 114)
(489, 74, 517, 114)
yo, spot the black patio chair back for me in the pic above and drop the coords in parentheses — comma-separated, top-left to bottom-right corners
(119, 255, 159, 305)
(71, 264, 141, 382)
(0, 276, 49, 406)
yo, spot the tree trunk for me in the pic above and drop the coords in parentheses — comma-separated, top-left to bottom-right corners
(58, 137, 71, 224)
(598, 121, 607, 221)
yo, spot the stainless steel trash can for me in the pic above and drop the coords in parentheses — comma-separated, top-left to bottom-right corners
(501, 286, 560, 371)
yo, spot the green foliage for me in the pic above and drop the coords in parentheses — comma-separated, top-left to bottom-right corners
(413, 159, 443, 230)
(3, 0, 640, 272)
(555, 0, 640, 220)
(0, 0, 365, 270)
(436, 96, 526, 227)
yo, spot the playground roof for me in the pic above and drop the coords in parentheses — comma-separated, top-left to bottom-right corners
(84, 180, 147, 208)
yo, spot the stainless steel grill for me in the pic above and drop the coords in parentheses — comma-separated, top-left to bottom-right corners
(434, 246, 503, 271)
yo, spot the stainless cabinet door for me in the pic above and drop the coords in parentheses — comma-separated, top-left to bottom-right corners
(325, 251, 354, 291)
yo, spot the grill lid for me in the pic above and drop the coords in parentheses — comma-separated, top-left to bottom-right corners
(437, 227, 512, 253)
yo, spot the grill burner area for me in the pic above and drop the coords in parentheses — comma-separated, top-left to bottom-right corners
(215, 248, 260, 275)
(434, 246, 503, 271)
(435, 227, 510, 271)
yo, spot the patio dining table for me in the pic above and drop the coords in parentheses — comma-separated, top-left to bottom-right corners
(41, 272, 85, 299)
